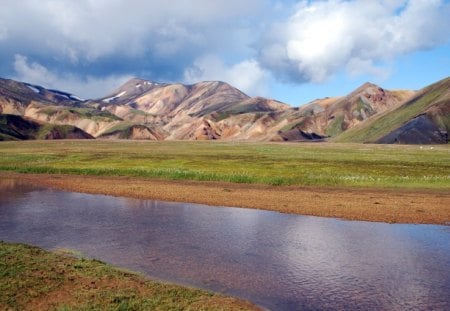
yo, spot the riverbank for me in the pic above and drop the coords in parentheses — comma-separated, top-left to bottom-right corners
(3, 172, 449, 225)
(0, 241, 257, 310)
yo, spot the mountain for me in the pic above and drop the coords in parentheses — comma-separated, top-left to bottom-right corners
(0, 77, 83, 115)
(0, 114, 93, 141)
(274, 82, 414, 139)
(0, 76, 448, 144)
(98, 78, 292, 141)
(335, 77, 450, 144)
(99, 78, 252, 117)
(0, 78, 123, 138)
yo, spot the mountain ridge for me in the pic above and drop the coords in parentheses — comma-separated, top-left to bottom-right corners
(0, 76, 448, 144)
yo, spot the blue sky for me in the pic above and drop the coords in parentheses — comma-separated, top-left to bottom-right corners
(1, 0, 449, 106)
(270, 42, 450, 105)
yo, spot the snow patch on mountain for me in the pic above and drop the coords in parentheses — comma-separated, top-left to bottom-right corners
(103, 91, 127, 103)
(26, 85, 40, 93)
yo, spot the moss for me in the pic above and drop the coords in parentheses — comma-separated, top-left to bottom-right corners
(325, 115, 345, 137)
(66, 107, 122, 121)
(40, 107, 60, 116)
(100, 122, 135, 138)
(38, 106, 122, 122)
(280, 120, 306, 132)
(213, 111, 232, 122)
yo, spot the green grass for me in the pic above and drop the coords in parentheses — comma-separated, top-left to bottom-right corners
(325, 115, 345, 137)
(0, 132, 18, 141)
(35, 124, 78, 140)
(0, 241, 252, 310)
(0, 140, 449, 189)
(37, 106, 122, 123)
(353, 98, 374, 121)
(99, 122, 135, 138)
(280, 120, 307, 132)
(432, 111, 450, 131)
(128, 109, 155, 117)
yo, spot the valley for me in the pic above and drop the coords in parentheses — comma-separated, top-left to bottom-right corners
(1, 74, 449, 310)
(1, 140, 449, 224)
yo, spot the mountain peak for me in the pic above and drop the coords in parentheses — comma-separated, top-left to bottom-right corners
(122, 77, 163, 89)
(2, 75, 446, 144)
(357, 81, 381, 90)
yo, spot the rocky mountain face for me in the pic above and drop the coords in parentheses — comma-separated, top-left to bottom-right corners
(336, 77, 450, 144)
(277, 83, 414, 139)
(0, 75, 448, 144)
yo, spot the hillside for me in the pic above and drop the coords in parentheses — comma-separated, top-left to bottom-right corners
(98, 78, 292, 141)
(275, 83, 413, 138)
(335, 77, 450, 144)
(0, 77, 83, 115)
(0, 76, 448, 144)
(0, 114, 93, 141)
(0, 78, 122, 138)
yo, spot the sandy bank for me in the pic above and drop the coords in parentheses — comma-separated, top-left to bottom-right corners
(2, 172, 449, 225)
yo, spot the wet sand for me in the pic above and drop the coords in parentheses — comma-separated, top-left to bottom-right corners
(1, 172, 449, 225)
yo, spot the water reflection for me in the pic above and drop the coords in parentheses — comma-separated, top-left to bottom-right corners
(0, 179, 449, 310)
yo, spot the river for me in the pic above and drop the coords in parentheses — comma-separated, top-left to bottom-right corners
(0, 179, 449, 310)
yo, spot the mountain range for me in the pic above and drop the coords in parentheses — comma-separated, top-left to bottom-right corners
(0, 76, 448, 144)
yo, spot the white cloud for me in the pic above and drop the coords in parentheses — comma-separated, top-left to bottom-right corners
(0, 24, 7, 40)
(0, 0, 261, 62)
(2, 0, 450, 91)
(260, 0, 450, 83)
(13, 55, 132, 98)
(184, 55, 269, 96)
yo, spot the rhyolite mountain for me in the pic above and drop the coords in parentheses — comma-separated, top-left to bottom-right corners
(0, 76, 448, 143)
(0, 114, 93, 141)
(335, 77, 450, 144)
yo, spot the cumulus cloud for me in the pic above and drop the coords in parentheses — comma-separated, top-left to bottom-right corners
(0, 0, 261, 62)
(0, 0, 267, 90)
(259, 0, 450, 83)
(13, 55, 132, 98)
(1, 0, 450, 93)
(184, 55, 269, 96)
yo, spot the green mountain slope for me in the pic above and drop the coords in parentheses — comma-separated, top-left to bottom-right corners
(334, 77, 450, 144)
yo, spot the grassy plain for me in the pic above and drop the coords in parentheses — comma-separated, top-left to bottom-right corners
(0, 140, 449, 189)
(1, 140, 449, 224)
(0, 242, 256, 311)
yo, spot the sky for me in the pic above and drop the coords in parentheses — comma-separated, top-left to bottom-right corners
(1, 0, 449, 106)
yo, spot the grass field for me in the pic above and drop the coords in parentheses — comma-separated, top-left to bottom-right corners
(0, 242, 255, 310)
(0, 140, 449, 189)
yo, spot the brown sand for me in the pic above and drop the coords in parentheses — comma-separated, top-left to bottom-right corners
(2, 172, 449, 225)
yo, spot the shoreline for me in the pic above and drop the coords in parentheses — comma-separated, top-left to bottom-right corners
(2, 172, 449, 225)
(0, 242, 258, 310)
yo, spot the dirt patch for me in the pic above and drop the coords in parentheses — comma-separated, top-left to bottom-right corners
(2, 172, 449, 225)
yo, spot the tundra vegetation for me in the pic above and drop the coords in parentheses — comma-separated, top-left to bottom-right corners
(0, 140, 448, 189)
(0, 242, 256, 310)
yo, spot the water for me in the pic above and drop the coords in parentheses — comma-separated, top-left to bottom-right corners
(0, 179, 449, 310)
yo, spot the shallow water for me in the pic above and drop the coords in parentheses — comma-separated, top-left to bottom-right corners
(0, 179, 449, 310)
